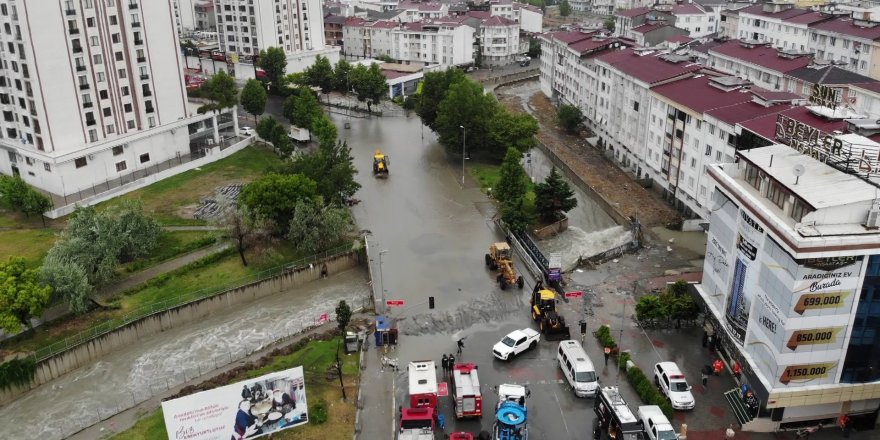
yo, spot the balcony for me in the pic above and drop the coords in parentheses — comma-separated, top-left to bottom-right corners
(83, 102, 93, 108)
(131, 22, 141, 28)
(73, 46, 83, 53)
(69, 28, 80, 35)
(145, 106, 154, 114)
(129, 3, 138, 9)
(136, 56, 146, 62)
(140, 74, 149, 80)
(66, 9, 76, 16)
(76, 65, 86, 72)
(79, 83, 89, 90)
(134, 39, 144, 45)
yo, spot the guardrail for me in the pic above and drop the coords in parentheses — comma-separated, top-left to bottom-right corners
(31, 242, 358, 362)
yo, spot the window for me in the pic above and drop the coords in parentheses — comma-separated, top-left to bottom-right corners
(633, 101, 639, 112)
(139, 153, 150, 164)
(766, 181, 789, 209)
(91, 36, 99, 46)
(96, 72, 105, 82)
(745, 163, 761, 190)
(93, 54, 102, 64)
(705, 145, 712, 156)
(790, 198, 811, 222)
(99, 90, 108, 100)
(115, 161, 127, 172)
(124, 103, 132, 113)
(121, 86, 129, 96)
(127, 120, 135, 129)
(74, 156, 87, 168)
(112, 145, 123, 155)
(44, 163, 51, 172)
(110, 15, 117, 25)
(103, 107, 111, 117)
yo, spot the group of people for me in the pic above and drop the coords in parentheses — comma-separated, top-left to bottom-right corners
(441, 353, 458, 376)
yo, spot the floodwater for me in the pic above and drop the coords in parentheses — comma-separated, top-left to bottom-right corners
(0, 269, 370, 440)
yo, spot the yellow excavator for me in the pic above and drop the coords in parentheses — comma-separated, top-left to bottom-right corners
(373, 149, 389, 178)
(531, 282, 570, 340)
(486, 242, 524, 290)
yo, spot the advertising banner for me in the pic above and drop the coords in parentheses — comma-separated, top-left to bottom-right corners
(161, 366, 308, 440)
(791, 256, 862, 318)
(726, 210, 765, 343)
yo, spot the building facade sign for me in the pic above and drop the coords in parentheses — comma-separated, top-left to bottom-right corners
(809, 84, 842, 109)
(726, 210, 765, 343)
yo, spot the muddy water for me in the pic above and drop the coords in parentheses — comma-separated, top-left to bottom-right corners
(0, 269, 369, 440)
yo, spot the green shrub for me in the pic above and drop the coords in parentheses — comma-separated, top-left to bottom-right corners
(0, 357, 36, 391)
(595, 325, 617, 351)
(617, 351, 631, 370)
(309, 398, 328, 424)
(625, 365, 674, 419)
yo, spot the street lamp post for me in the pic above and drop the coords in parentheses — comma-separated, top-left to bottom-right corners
(460, 125, 466, 186)
(379, 249, 389, 314)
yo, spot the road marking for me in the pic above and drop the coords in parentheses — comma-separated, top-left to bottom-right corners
(553, 390, 571, 435)
(391, 372, 396, 436)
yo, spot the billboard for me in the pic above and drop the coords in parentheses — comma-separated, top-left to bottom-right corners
(725, 210, 765, 343)
(161, 366, 308, 440)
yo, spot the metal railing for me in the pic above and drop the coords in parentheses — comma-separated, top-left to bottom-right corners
(32, 242, 359, 362)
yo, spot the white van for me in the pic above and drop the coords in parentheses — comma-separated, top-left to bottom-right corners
(556, 340, 598, 397)
(637, 405, 678, 440)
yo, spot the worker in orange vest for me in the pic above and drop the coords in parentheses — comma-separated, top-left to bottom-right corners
(713, 359, 724, 375)
(733, 361, 742, 379)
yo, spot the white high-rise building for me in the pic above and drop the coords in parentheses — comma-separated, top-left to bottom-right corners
(214, 0, 337, 69)
(0, 0, 236, 214)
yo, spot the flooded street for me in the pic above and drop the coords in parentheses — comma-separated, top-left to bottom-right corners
(0, 269, 369, 440)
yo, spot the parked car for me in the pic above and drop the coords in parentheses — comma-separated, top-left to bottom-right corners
(239, 126, 254, 136)
(492, 328, 540, 361)
(653, 362, 695, 410)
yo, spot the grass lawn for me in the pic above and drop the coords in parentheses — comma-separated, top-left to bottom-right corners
(468, 161, 501, 192)
(119, 230, 217, 273)
(109, 337, 360, 440)
(101, 145, 284, 225)
(0, 229, 58, 266)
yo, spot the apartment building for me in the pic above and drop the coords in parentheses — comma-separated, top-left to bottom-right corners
(342, 18, 396, 59)
(397, 0, 448, 23)
(630, 22, 688, 46)
(214, 0, 330, 64)
(173, 0, 197, 34)
(477, 16, 522, 66)
(324, 13, 345, 47)
(657, 2, 716, 38)
(512, 2, 543, 34)
(193, 0, 217, 31)
(570, 0, 591, 14)
(807, 12, 880, 79)
(735, 2, 817, 49)
(0, 0, 230, 211)
(698, 143, 880, 430)
(706, 40, 812, 90)
(343, 18, 475, 67)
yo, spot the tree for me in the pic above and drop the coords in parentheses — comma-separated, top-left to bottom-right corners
(258, 46, 288, 92)
(528, 37, 542, 58)
(238, 173, 318, 233)
(256, 116, 280, 140)
(0, 175, 52, 224)
(434, 78, 499, 158)
(22, 190, 52, 225)
(39, 255, 91, 314)
(215, 202, 273, 267)
(311, 115, 338, 149)
(196, 70, 239, 114)
(416, 68, 467, 129)
(303, 55, 334, 94)
(534, 167, 577, 222)
(558, 104, 583, 133)
(0, 257, 52, 333)
(240, 79, 267, 125)
(332, 59, 353, 93)
(486, 111, 538, 158)
(287, 199, 352, 253)
(501, 198, 533, 232)
(604, 18, 616, 33)
(284, 87, 323, 131)
(350, 64, 388, 112)
(335, 300, 352, 333)
(559, 0, 572, 16)
(106, 200, 161, 262)
(494, 148, 529, 205)
(280, 140, 360, 206)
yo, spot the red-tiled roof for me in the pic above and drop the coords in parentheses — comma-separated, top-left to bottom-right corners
(706, 101, 794, 126)
(382, 70, 413, 80)
(482, 15, 517, 26)
(710, 40, 812, 73)
(466, 10, 492, 19)
(513, 2, 542, 13)
(784, 11, 830, 25)
(737, 4, 811, 20)
(851, 82, 880, 95)
(667, 35, 693, 44)
(616, 6, 651, 18)
(810, 17, 880, 41)
(568, 38, 624, 55)
(670, 4, 704, 15)
(544, 30, 596, 44)
(653, 76, 754, 113)
(739, 106, 846, 140)
(631, 23, 668, 34)
(750, 89, 803, 101)
(596, 48, 703, 85)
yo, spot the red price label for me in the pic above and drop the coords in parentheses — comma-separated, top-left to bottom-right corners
(386, 300, 405, 307)
(564, 291, 583, 298)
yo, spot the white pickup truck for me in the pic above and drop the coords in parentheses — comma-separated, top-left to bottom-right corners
(493, 328, 540, 361)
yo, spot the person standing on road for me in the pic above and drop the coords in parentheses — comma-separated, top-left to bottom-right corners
(448, 353, 456, 375)
(604, 346, 611, 366)
(701, 369, 709, 387)
(713, 359, 724, 375)
(457, 338, 465, 355)
(441, 354, 448, 375)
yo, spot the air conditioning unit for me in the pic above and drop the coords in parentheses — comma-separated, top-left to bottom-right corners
(87, 154, 94, 160)
(866, 200, 880, 229)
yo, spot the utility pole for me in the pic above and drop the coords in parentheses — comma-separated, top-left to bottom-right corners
(460, 125, 467, 186)
(379, 249, 389, 315)
(336, 338, 347, 401)
(616, 295, 626, 386)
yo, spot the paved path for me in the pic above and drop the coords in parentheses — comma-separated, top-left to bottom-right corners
(161, 225, 223, 231)
(358, 341, 397, 440)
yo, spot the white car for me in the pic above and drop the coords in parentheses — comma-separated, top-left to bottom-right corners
(239, 126, 254, 136)
(493, 328, 540, 361)
(654, 362, 695, 410)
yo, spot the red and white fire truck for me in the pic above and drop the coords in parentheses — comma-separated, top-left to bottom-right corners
(451, 363, 483, 418)
(398, 407, 436, 440)
(408, 360, 438, 409)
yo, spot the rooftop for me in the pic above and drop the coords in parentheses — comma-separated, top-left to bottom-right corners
(737, 145, 878, 210)
(482, 15, 518, 26)
(596, 48, 703, 85)
(689, 39, 724, 54)
(786, 65, 877, 86)
(652, 75, 754, 113)
(710, 40, 812, 73)
(737, 4, 812, 20)
(324, 14, 347, 25)
(810, 16, 880, 41)
(669, 3, 705, 15)
(739, 105, 847, 141)
(631, 23, 669, 34)
(851, 82, 880, 95)
(705, 101, 794, 126)
(543, 30, 596, 44)
(784, 11, 831, 25)
(667, 35, 694, 44)
(568, 37, 625, 56)
(616, 6, 652, 18)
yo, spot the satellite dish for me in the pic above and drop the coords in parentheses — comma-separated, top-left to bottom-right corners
(793, 164, 805, 185)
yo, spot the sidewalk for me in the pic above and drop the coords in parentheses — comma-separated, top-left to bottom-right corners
(357, 340, 396, 440)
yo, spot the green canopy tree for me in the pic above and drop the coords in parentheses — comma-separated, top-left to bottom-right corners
(336, 300, 352, 332)
(39, 255, 91, 314)
(416, 68, 466, 129)
(214, 201, 273, 267)
(501, 198, 533, 233)
(558, 104, 583, 133)
(303, 55, 334, 94)
(258, 46, 288, 92)
(559, 0, 572, 16)
(256, 116, 280, 140)
(240, 79, 267, 125)
(279, 140, 360, 205)
(284, 87, 323, 131)
(332, 59, 353, 93)
(434, 79, 499, 158)
(196, 70, 238, 114)
(350, 64, 388, 112)
(534, 167, 577, 222)
(486, 111, 538, 158)
(0, 257, 52, 333)
(311, 115, 338, 149)
(287, 199, 352, 253)
(0, 175, 52, 224)
(238, 173, 318, 233)
(495, 147, 529, 205)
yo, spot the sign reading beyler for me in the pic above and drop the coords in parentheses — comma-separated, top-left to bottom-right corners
(774, 114, 880, 181)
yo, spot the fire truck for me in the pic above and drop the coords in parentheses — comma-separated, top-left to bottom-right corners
(451, 363, 483, 418)
(398, 407, 436, 440)
(408, 360, 438, 409)
(594, 386, 645, 440)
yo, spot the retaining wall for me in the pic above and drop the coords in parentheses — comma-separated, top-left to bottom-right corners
(0, 250, 363, 407)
